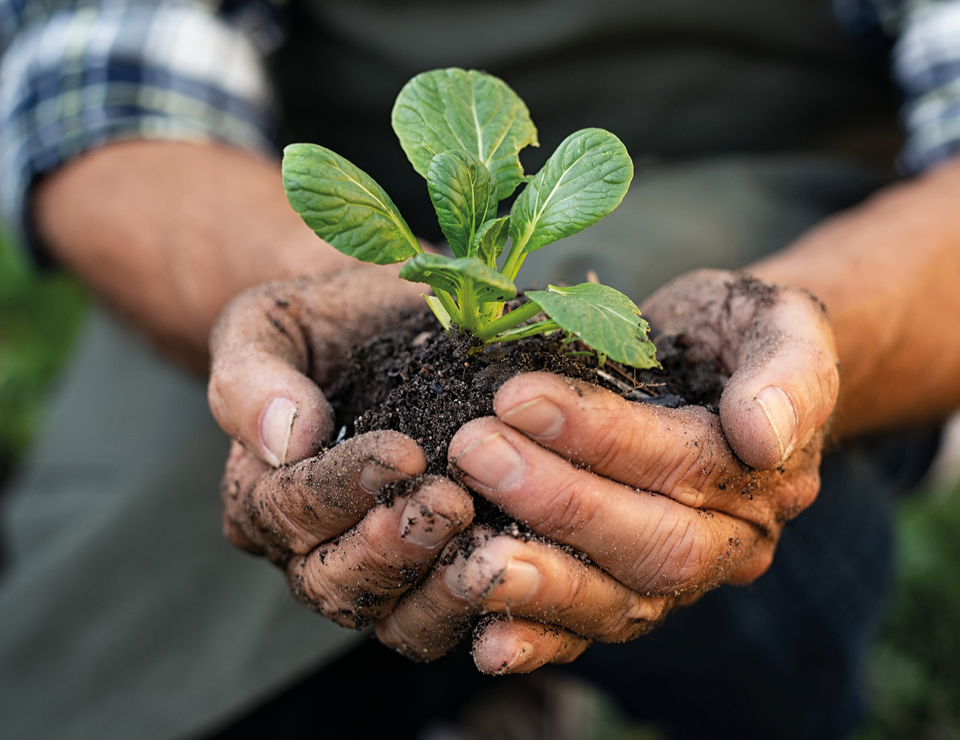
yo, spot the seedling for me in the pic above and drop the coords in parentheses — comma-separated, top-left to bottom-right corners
(282, 68, 658, 369)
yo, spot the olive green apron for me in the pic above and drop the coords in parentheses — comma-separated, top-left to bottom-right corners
(0, 1, 902, 738)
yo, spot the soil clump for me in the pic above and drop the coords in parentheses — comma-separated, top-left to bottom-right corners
(327, 306, 725, 479)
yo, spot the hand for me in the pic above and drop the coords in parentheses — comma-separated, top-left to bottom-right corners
(208, 268, 474, 628)
(374, 269, 839, 671)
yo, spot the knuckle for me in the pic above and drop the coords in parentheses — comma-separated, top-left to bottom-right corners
(729, 539, 776, 584)
(261, 485, 321, 554)
(221, 515, 263, 555)
(589, 413, 636, 469)
(634, 516, 710, 592)
(529, 475, 600, 540)
(287, 554, 366, 628)
(374, 618, 448, 664)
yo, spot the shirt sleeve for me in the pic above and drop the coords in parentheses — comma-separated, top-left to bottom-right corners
(892, 0, 960, 173)
(0, 0, 278, 254)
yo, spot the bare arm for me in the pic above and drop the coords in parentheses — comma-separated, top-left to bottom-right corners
(749, 156, 960, 439)
(32, 139, 421, 375)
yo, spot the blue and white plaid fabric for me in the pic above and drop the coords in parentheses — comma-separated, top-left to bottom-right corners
(0, 0, 276, 247)
(2, 0, 960, 250)
(893, 2, 960, 172)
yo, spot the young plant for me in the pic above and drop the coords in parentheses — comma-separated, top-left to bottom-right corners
(282, 67, 658, 369)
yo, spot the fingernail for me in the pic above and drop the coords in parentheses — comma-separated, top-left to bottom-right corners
(756, 386, 797, 461)
(359, 461, 408, 495)
(261, 397, 297, 467)
(501, 559, 541, 601)
(400, 499, 454, 549)
(499, 397, 564, 439)
(455, 432, 523, 490)
(509, 640, 535, 670)
(444, 564, 468, 600)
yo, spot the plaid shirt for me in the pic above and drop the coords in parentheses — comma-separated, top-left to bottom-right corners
(1, 0, 959, 250)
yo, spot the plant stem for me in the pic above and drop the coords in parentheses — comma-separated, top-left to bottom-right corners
(475, 298, 543, 341)
(459, 285, 479, 333)
(488, 319, 560, 344)
(434, 289, 461, 327)
(501, 227, 531, 281)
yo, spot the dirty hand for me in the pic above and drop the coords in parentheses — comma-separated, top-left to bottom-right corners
(208, 267, 474, 628)
(375, 269, 838, 672)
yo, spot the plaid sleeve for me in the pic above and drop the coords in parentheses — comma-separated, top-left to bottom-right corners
(893, 0, 960, 173)
(0, 0, 277, 253)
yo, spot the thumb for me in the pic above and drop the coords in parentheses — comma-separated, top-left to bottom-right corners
(208, 284, 334, 467)
(719, 288, 839, 469)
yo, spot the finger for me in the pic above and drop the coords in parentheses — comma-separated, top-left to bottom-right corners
(375, 527, 668, 660)
(471, 618, 590, 675)
(490, 373, 820, 523)
(209, 283, 333, 466)
(449, 418, 775, 592)
(719, 287, 838, 469)
(287, 475, 474, 628)
(444, 532, 668, 638)
(221, 431, 428, 562)
(374, 531, 485, 663)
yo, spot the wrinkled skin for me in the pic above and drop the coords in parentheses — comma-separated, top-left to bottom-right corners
(209, 267, 476, 628)
(209, 268, 839, 671)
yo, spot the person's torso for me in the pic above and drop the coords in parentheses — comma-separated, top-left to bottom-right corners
(271, 0, 900, 239)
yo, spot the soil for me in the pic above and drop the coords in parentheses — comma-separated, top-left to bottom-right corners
(326, 304, 725, 511)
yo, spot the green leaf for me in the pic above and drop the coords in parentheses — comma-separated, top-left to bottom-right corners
(472, 216, 510, 267)
(525, 283, 658, 369)
(392, 68, 539, 200)
(283, 143, 421, 265)
(427, 151, 497, 259)
(509, 128, 633, 256)
(399, 254, 517, 304)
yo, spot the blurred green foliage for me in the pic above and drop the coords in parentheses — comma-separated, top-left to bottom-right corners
(855, 480, 960, 740)
(0, 226, 87, 478)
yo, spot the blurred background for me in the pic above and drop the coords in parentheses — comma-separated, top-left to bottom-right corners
(0, 224, 957, 740)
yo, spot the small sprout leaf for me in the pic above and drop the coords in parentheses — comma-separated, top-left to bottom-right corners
(283, 144, 421, 264)
(472, 216, 510, 267)
(392, 68, 539, 200)
(525, 283, 658, 369)
(509, 128, 633, 255)
(400, 254, 517, 304)
(427, 151, 497, 259)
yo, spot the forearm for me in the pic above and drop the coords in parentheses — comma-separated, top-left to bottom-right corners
(33, 139, 418, 374)
(749, 156, 960, 439)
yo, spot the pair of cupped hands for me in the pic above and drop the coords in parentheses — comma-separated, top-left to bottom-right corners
(207, 265, 839, 674)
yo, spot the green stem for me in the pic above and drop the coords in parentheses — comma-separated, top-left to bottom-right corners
(486, 319, 560, 344)
(434, 289, 461, 327)
(475, 299, 543, 342)
(459, 285, 479, 333)
(501, 228, 531, 281)
(481, 300, 505, 325)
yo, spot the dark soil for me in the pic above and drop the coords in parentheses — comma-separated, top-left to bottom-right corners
(327, 304, 724, 480)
